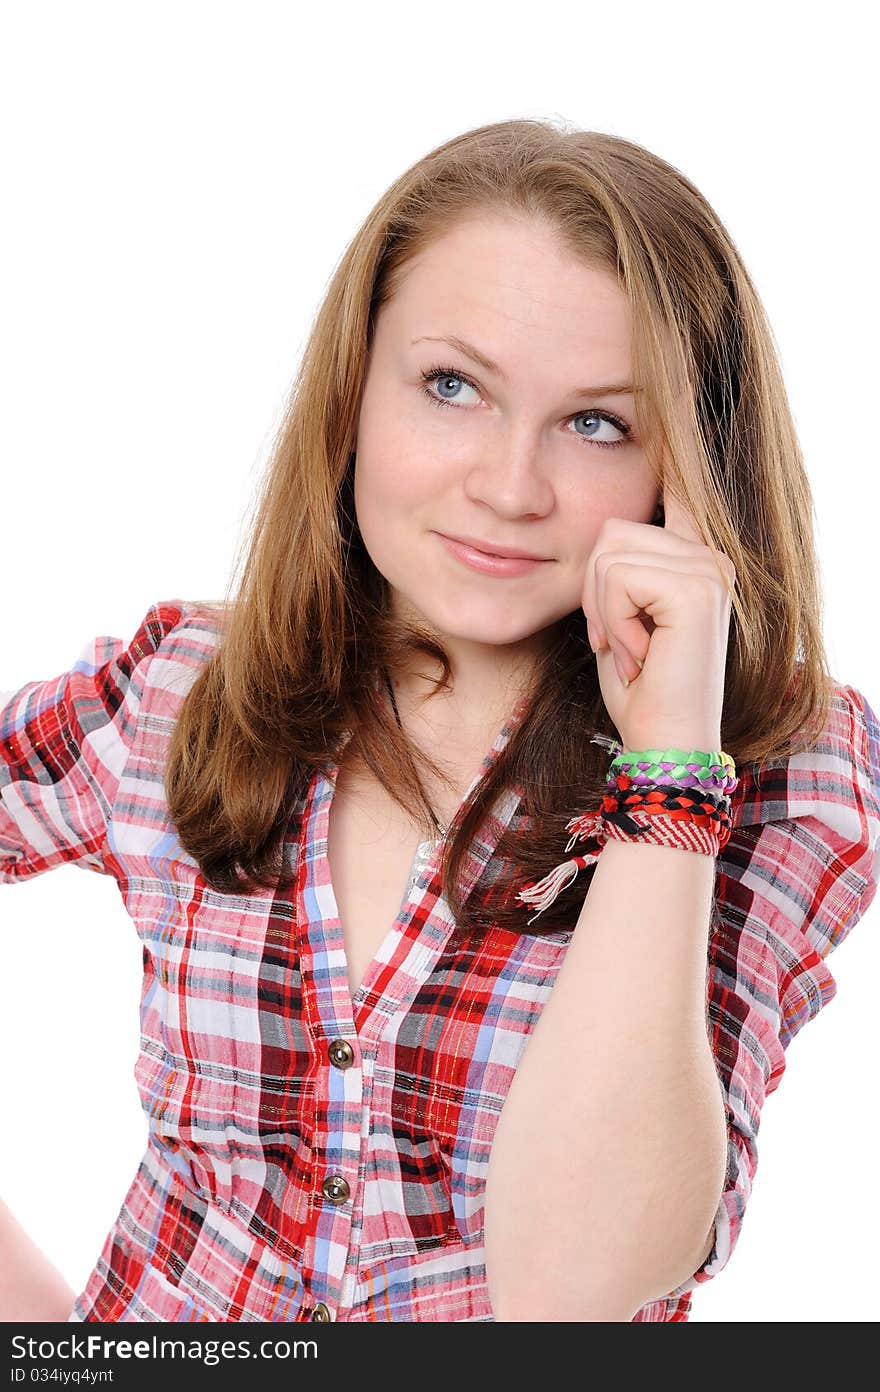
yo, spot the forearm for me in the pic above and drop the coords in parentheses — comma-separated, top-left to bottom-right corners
(483, 836, 728, 1322)
(0, 1199, 76, 1321)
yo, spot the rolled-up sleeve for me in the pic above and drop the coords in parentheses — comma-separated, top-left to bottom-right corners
(1, 601, 185, 883)
(667, 682, 880, 1298)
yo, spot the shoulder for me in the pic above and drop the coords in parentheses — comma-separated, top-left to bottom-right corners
(719, 677, 880, 1039)
(127, 597, 228, 660)
(731, 678, 880, 841)
(124, 598, 230, 709)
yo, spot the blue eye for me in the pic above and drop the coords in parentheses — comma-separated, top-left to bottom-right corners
(567, 410, 630, 450)
(420, 367, 480, 407)
(418, 364, 632, 451)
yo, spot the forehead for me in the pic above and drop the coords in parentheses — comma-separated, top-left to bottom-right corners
(382, 213, 632, 366)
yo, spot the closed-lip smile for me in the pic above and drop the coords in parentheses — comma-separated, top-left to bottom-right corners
(436, 532, 551, 561)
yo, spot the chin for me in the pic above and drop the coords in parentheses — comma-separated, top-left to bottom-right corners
(409, 599, 557, 649)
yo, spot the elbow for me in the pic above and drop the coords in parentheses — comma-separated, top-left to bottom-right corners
(491, 1218, 716, 1322)
(487, 1246, 648, 1323)
(492, 1293, 639, 1322)
(485, 1074, 729, 1321)
(487, 1189, 723, 1323)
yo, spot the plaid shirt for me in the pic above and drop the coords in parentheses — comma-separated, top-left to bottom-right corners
(2, 600, 879, 1323)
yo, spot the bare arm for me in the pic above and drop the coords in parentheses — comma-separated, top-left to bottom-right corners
(484, 836, 728, 1321)
(0, 1199, 76, 1321)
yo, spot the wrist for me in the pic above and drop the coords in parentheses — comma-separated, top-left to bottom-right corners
(618, 734, 723, 756)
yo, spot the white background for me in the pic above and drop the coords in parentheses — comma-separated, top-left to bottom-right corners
(1, 0, 876, 1322)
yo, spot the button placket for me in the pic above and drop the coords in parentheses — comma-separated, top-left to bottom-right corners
(290, 694, 529, 1321)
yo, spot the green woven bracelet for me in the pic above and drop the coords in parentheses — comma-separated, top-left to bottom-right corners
(610, 747, 737, 792)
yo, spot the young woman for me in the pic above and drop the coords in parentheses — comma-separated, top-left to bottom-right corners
(2, 118, 878, 1323)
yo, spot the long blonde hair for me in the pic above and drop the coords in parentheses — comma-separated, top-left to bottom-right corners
(164, 117, 833, 936)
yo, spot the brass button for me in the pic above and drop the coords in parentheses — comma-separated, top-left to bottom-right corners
(321, 1174, 350, 1205)
(328, 1038, 354, 1069)
(309, 1301, 331, 1322)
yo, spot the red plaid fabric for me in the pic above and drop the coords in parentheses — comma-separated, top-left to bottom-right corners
(2, 600, 878, 1322)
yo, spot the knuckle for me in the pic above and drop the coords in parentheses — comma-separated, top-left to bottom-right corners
(694, 573, 720, 604)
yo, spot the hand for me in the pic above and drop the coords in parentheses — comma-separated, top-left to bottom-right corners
(581, 493, 736, 754)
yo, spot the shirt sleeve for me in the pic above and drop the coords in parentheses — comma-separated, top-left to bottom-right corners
(667, 680, 880, 1298)
(0, 601, 186, 883)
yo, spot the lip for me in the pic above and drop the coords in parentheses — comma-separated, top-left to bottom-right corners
(438, 532, 550, 561)
(435, 532, 552, 578)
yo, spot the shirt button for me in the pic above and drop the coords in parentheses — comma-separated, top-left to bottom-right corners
(328, 1038, 354, 1069)
(309, 1302, 332, 1321)
(321, 1174, 350, 1205)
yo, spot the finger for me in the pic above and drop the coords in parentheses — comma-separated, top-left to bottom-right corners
(592, 550, 722, 653)
(663, 493, 738, 592)
(597, 558, 722, 679)
(582, 515, 700, 650)
(594, 565, 651, 678)
(601, 640, 643, 687)
(661, 489, 704, 544)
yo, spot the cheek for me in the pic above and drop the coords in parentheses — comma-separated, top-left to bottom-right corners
(557, 473, 654, 557)
(554, 487, 608, 563)
(354, 412, 453, 520)
(354, 453, 427, 530)
(355, 384, 461, 508)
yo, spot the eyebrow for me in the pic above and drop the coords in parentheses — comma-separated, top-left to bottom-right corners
(411, 334, 641, 397)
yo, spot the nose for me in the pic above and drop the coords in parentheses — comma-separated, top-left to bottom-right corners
(462, 425, 554, 519)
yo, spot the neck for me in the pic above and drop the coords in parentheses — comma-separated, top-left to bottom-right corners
(383, 632, 550, 743)
(383, 596, 557, 734)
(384, 663, 530, 752)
